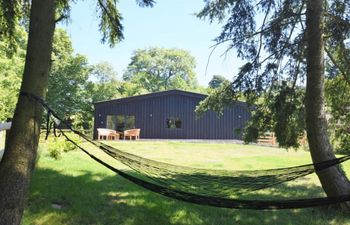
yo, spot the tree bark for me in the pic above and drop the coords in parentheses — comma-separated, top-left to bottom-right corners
(305, 0, 350, 207)
(0, 1, 56, 224)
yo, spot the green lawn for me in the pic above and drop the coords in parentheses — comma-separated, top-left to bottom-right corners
(22, 141, 350, 225)
(0, 130, 5, 148)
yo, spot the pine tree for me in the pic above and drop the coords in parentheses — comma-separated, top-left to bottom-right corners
(0, 1, 154, 224)
(197, 0, 350, 208)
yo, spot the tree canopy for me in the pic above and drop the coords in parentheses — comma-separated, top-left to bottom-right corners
(208, 75, 229, 89)
(0, 28, 26, 121)
(123, 47, 199, 92)
(0, 1, 155, 223)
(325, 72, 350, 154)
(196, 0, 350, 147)
(0, 27, 122, 129)
(47, 29, 91, 124)
(196, 0, 350, 207)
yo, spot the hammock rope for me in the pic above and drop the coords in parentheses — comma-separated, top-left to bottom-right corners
(19, 91, 350, 209)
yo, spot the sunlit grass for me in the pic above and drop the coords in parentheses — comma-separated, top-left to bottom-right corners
(0, 130, 5, 149)
(22, 140, 350, 225)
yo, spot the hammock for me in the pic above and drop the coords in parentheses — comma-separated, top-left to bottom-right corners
(20, 91, 350, 209)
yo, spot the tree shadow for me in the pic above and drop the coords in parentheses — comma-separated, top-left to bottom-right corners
(23, 167, 350, 225)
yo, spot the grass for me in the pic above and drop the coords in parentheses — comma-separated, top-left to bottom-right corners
(22, 140, 350, 225)
(0, 130, 5, 148)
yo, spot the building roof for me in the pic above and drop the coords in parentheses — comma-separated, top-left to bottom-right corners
(93, 89, 207, 105)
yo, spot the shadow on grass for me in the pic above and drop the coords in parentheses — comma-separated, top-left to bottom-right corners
(23, 168, 350, 225)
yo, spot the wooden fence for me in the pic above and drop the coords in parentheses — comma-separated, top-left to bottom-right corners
(257, 131, 308, 147)
(257, 132, 277, 146)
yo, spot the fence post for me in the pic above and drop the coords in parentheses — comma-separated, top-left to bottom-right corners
(271, 132, 275, 145)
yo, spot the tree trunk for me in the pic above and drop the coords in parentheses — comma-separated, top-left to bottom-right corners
(0, 1, 56, 224)
(305, 0, 350, 207)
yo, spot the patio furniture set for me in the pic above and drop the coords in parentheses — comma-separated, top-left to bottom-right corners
(97, 128, 141, 141)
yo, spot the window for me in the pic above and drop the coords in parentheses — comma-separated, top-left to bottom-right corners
(125, 116, 135, 130)
(116, 115, 125, 131)
(107, 115, 135, 131)
(166, 117, 182, 129)
(106, 115, 117, 130)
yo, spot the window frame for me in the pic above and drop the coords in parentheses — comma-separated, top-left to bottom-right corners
(166, 117, 182, 129)
(106, 114, 136, 131)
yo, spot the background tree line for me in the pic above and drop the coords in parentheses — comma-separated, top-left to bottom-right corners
(0, 28, 208, 130)
(1, 1, 350, 223)
(1, 27, 349, 152)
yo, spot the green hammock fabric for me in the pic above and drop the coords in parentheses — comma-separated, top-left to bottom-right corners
(20, 91, 350, 209)
(82, 133, 349, 197)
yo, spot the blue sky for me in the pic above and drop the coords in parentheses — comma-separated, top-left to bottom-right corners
(62, 0, 244, 86)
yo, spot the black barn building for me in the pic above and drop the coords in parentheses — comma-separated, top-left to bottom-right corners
(93, 90, 251, 139)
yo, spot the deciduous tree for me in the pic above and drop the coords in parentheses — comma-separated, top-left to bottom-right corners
(47, 29, 91, 125)
(0, 28, 26, 121)
(124, 47, 199, 92)
(82, 62, 122, 128)
(208, 75, 228, 89)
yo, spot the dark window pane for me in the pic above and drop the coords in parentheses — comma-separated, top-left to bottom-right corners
(125, 116, 135, 129)
(175, 118, 181, 128)
(116, 115, 125, 131)
(167, 117, 181, 129)
(166, 118, 174, 128)
(106, 115, 116, 130)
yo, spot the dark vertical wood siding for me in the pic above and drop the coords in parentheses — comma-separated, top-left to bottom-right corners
(93, 90, 250, 139)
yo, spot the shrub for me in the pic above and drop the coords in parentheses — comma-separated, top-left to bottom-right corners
(47, 136, 78, 160)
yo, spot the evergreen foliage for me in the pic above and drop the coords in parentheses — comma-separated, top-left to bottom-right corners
(196, 0, 350, 148)
(325, 77, 350, 154)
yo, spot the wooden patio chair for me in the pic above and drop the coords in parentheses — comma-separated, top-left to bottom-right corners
(97, 128, 120, 141)
(123, 129, 141, 140)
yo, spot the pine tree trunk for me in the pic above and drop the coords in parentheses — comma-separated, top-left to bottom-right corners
(0, 1, 56, 224)
(305, 0, 350, 207)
